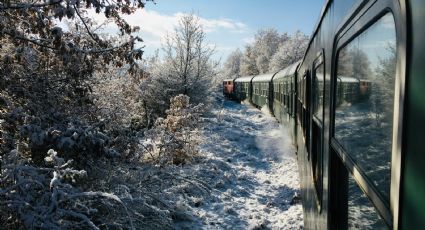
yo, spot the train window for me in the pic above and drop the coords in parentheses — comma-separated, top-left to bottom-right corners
(261, 83, 264, 96)
(275, 83, 278, 101)
(313, 63, 325, 121)
(348, 174, 387, 229)
(312, 57, 324, 205)
(290, 79, 294, 115)
(335, 13, 396, 201)
(280, 83, 283, 102)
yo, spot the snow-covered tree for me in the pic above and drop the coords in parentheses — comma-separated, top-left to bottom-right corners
(371, 44, 396, 127)
(222, 49, 242, 79)
(141, 13, 217, 125)
(238, 29, 307, 74)
(0, 0, 152, 159)
(269, 31, 309, 72)
(252, 28, 287, 73)
(240, 45, 260, 76)
(0, 0, 148, 76)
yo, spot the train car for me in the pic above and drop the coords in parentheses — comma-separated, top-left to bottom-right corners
(251, 73, 278, 111)
(272, 61, 300, 142)
(295, 0, 421, 229)
(335, 76, 372, 105)
(272, 62, 300, 123)
(234, 76, 255, 102)
(222, 79, 235, 98)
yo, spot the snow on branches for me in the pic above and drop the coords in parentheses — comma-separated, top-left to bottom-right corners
(223, 29, 309, 77)
(141, 95, 204, 166)
(141, 13, 217, 126)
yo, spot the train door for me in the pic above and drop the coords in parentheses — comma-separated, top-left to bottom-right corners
(329, 4, 403, 228)
(312, 54, 324, 207)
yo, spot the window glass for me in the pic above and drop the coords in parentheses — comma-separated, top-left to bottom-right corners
(334, 0, 359, 24)
(335, 13, 396, 201)
(313, 63, 325, 121)
(348, 175, 388, 229)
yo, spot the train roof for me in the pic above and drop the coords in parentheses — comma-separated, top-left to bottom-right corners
(222, 78, 235, 82)
(273, 61, 301, 81)
(252, 72, 277, 83)
(299, 0, 331, 67)
(235, 75, 255, 83)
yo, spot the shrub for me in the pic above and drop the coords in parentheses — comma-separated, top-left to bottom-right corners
(140, 95, 204, 165)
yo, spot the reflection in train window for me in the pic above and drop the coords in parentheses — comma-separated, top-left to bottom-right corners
(313, 63, 324, 121)
(335, 13, 396, 201)
(348, 175, 387, 229)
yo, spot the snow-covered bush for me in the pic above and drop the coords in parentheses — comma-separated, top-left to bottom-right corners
(0, 149, 136, 229)
(90, 66, 149, 158)
(17, 119, 122, 166)
(141, 95, 204, 165)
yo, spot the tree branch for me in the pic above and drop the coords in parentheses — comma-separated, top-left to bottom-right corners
(0, 0, 63, 10)
(73, 5, 103, 46)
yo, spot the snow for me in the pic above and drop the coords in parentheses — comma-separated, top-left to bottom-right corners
(0, 92, 304, 229)
(169, 95, 303, 229)
(252, 73, 275, 82)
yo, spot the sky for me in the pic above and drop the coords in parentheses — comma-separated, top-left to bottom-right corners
(90, 0, 325, 61)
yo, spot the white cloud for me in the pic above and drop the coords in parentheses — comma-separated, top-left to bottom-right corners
(82, 9, 248, 51)
(199, 17, 248, 33)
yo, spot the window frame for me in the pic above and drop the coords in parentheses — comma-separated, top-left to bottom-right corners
(311, 52, 325, 211)
(330, 0, 407, 228)
(313, 54, 325, 125)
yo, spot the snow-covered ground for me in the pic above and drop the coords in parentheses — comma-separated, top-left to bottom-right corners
(130, 94, 303, 229)
(167, 95, 303, 229)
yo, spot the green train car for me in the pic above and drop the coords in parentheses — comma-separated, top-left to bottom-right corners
(251, 73, 277, 111)
(272, 62, 299, 143)
(227, 0, 425, 228)
(234, 76, 255, 102)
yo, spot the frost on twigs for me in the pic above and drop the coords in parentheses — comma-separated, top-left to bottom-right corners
(141, 94, 204, 166)
(0, 149, 134, 229)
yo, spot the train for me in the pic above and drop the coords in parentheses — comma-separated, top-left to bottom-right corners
(222, 79, 235, 99)
(223, 0, 425, 229)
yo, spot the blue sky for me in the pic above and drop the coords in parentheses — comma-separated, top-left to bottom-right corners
(93, 1, 325, 61)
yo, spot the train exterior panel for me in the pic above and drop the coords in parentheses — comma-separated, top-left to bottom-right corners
(251, 73, 277, 111)
(272, 62, 300, 143)
(400, 0, 425, 228)
(234, 76, 255, 102)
